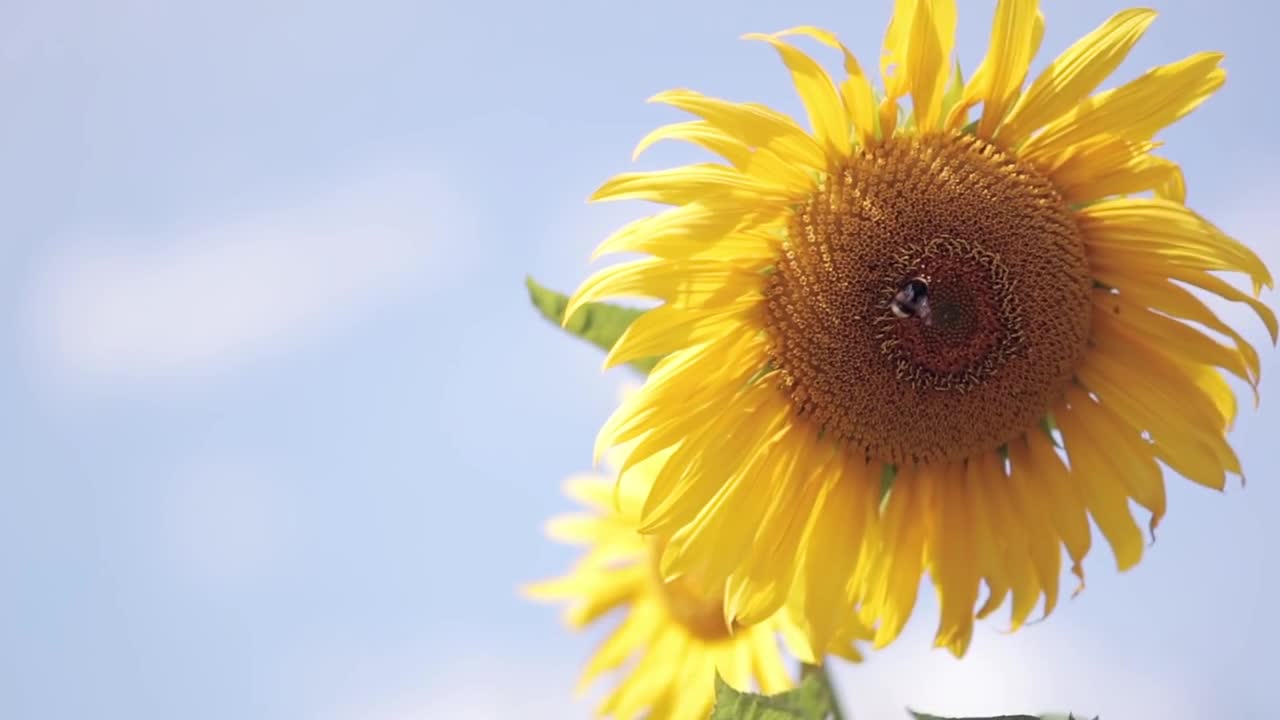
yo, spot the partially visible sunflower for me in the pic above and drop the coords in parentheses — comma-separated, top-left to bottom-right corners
(566, 0, 1275, 659)
(526, 449, 868, 720)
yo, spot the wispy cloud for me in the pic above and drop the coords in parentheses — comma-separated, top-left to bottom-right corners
(836, 617, 1197, 720)
(21, 170, 468, 384)
(163, 456, 295, 590)
(323, 655, 577, 720)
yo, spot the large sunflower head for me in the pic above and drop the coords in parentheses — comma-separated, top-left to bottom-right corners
(567, 0, 1275, 659)
(525, 451, 868, 719)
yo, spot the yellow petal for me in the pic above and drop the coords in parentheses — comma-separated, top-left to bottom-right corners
(1093, 292, 1255, 387)
(881, 0, 918, 99)
(744, 33, 851, 158)
(1006, 437, 1063, 618)
(1079, 198, 1273, 292)
(592, 202, 785, 262)
(966, 459, 1009, 620)
(638, 377, 784, 535)
(867, 465, 932, 647)
(1048, 136, 1186, 202)
(1055, 395, 1145, 571)
(974, 0, 1042, 138)
(565, 257, 764, 320)
(909, 0, 958, 130)
(749, 627, 794, 694)
(649, 89, 828, 170)
(661, 411, 796, 587)
(1090, 317, 1239, 432)
(724, 431, 818, 625)
(1079, 337, 1239, 491)
(974, 451, 1039, 631)
(599, 333, 765, 463)
(633, 120, 751, 166)
(606, 301, 759, 369)
(1089, 272, 1262, 391)
(1023, 429, 1090, 590)
(1000, 8, 1158, 143)
(880, 0, 958, 131)
(776, 26, 879, 145)
(630, 121, 815, 191)
(1068, 390, 1167, 536)
(928, 462, 979, 657)
(577, 608, 649, 691)
(640, 386, 787, 539)
(591, 163, 795, 206)
(792, 449, 876, 661)
(1021, 52, 1225, 163)
(1166, 267, 1277, 340)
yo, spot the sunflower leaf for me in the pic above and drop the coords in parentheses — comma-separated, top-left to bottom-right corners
(710, 672, 831, 720)
(525, 276, 659, 375)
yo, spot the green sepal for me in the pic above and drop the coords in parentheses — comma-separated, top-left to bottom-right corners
(525, 276, 659, 375)
(880, 464, 898, 502)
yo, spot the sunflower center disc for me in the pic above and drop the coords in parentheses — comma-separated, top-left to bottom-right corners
(764, 133, 1092, 464)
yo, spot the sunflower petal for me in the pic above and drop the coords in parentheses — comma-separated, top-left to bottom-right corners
(791, 450, 876, 661)
(649, 89, 828, 170)
(973, 0, 1042, 138)
(591, 163, 796, 205)
(1007, 437, 1063, 618)
(633, 120, 750, 166)
(744, 33, 851, 158)
(591, 202, 785, 262)
(1056, 395, 1145, 571)
(1093, 293, 1256, 387)
(1049, 136, 1185, 202)
(606, 301, 759, 369)
(1069, 391, 1167, 536)
(1024, 425, 1091, 588)
(776, 26, 879, 145)
(881, 0, 958, 132)
(1090, 272, 1263, 383)
(1000, 8, 1158, 143)
(565, 258, 764, 320)
(1021, 52, 1225, 163)
(866, 465, 932, 647)
(1078, 198, 1273, 293)
(928, 462, 979, 656)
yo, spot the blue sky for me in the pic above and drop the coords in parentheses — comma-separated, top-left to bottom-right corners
(3, 0, 1277, 718)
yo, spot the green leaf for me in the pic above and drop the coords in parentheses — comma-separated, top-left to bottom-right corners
(525, 276, 659, 375)
(880, 464, 898, 502)
(940, 59, 966, 122)
(710, 672, 832, 720)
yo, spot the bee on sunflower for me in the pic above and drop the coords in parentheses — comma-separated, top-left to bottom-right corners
(563, 0, 1274, 662)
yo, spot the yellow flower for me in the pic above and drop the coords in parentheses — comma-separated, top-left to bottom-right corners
(566, 1, 1275, 659)
(526, 452, 868, 720)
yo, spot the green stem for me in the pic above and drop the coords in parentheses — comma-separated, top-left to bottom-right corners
(802, 663, 848, 720)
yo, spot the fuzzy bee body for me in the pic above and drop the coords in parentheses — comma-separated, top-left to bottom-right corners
(891, 278, 932, 325)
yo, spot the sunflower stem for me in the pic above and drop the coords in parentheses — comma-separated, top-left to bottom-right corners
(801, 662, 848, 720)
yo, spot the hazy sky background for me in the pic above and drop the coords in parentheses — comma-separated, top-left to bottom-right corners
(3, 0, 1277, 718)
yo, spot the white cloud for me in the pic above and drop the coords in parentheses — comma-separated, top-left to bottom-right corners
(163, 456, 293, 590)
(325, 655, 579, 720)
(833, 598, 1201, 720)
(21, 170, 467, 383)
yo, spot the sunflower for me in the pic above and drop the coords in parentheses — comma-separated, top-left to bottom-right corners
(565, 0, 1275, 660)
(526, 452, 868, 720)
